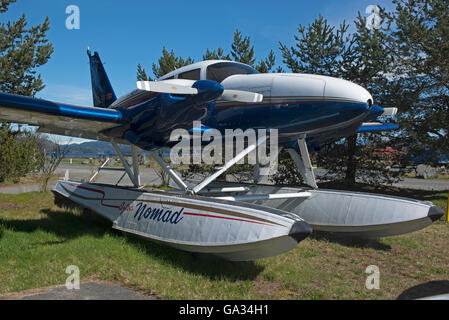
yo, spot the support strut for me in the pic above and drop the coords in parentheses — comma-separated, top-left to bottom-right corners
(287, 135, 318, 189)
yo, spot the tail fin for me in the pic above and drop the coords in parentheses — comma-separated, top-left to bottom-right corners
(87, 48, 117, 108)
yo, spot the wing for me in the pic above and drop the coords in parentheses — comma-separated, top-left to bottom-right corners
(0, 91, 126, 141)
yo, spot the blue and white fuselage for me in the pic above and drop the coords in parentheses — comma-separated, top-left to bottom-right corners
(107, 60, 378, 151)
(0, 55, 390, 153)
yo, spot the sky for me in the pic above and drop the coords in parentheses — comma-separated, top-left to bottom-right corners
(2, 0, 395, 143)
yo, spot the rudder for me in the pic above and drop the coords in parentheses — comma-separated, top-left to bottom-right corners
(87, 48, 117, 108)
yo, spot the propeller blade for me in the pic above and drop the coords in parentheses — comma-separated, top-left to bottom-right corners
(382, 107, 398, 116)
(137, 81, 198, 95)
(220, 90, 263, 103)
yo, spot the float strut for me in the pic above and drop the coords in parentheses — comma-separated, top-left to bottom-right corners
(287, 135, 318, 189)
(111, 139, 140, 187)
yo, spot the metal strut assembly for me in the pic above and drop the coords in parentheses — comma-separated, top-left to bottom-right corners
(110, 139, 142, 188)
(149, 134, 268, 195)
(287, 135, 318, 189)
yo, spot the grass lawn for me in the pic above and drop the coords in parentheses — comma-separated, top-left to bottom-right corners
(0, 189, 448, 300)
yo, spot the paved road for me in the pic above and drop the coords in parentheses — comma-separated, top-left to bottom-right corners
(55, 164, 449, 191)
(55, 164, 163, 187)
(0, 281, 155, 300)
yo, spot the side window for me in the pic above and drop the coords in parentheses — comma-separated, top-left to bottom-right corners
(178, 68, 201, 80)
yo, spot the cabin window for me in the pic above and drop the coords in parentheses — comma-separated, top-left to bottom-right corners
(178, 68, 201, 80)
(206, 62, 259, 83)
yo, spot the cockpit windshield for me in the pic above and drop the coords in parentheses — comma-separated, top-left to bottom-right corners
(206, 62, 259, 83)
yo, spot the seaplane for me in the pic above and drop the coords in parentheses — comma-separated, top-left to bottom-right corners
(0, 49, 443, 261)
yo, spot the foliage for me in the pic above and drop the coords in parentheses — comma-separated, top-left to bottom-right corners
(279, 14, 353, 77)
(151, 47, 194, 79)
(37, 137, 70, 192)
(0, 0, 54, 96)
(385, 0, 449, 164)
(269, 150, 305, 186)
(0, 124, 44, 183)
(0, 1, 53, 184)
(202, 47, 230, 61)
(138, 28, 281, 80)
(277, 11, 405, 186)
(136, 63, 151, 81)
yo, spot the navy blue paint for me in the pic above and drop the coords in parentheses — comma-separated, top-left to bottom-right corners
(0, 91, 123, 122)
(362, 104, 384, 122)
(87, 50, 117, 108)
(357, 123, 399, 133)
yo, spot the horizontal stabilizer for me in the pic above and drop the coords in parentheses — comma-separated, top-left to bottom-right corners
(382, 107, 398, 116)
(357, 122, 399, 133)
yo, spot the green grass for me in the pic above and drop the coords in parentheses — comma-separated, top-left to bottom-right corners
(0, 190, 448, 299)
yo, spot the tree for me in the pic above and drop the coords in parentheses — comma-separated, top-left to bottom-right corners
(0, 123, 43, 183)
(0, 0, 54, 183)
(231, 29, 256, 66)
(38, 136, 70, 192)
(230, 29, 278, 73)
(386, 0, 449, 164)
(152, 47, 194, 79)
(0, 0, 54, 96)
(137, 47, 194, 80)
(279, 14, 353, 77)
(277, 12, 403, 186)
(136, 63, 151, 81)
(202, 47, 230, 61)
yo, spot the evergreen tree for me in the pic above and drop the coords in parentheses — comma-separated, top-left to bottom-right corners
(0, 123, 43, 183)
(0, 0, 53, 183)
(207, 29, 278, 73)
(277, 12, 403, 186)
(151, 47, 194, 79)
(202, 47, 230, 61)
(279, 14, 353, 76)
(386, 0, 449, 163)
(0, 0, 54, 96)
(136, 63, 151, 81)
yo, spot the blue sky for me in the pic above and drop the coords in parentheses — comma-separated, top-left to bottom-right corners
(3, 0, 395, 142)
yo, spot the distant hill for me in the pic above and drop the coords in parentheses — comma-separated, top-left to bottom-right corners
(63, 141, 132, 156)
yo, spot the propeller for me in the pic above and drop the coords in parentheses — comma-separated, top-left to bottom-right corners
(137, 80, 198, 95)
(219, 90, 263, 103)
(137, 80, 263, 103)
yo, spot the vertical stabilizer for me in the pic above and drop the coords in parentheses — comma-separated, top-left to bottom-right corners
(87, 48, 117, 108)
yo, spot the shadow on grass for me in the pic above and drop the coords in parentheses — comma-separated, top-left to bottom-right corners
(311, 231, 392, 251)
(0, 205, 263, 281)
(397, 280, 449, 300)
(119, 232, 264, 282)
(0, 208, 112, 242)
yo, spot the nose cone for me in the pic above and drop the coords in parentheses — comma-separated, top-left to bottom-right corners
(428, 206, 444, 222)
(324, 77, 373, 104)
(192, 80, 224, 102)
